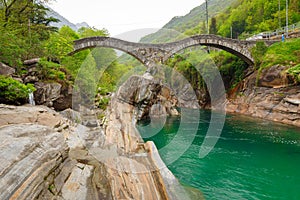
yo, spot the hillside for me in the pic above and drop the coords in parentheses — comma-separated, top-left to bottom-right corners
(141, 0, 236, 43)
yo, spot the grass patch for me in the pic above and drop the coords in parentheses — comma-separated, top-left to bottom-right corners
(260, 38, 300, 70)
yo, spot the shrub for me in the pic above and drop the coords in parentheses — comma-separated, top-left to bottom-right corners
(287, 64, 300, 84)
(38, 58, 67, 81)
(0, 75, 36, 105)
(97, 97, 110, 110)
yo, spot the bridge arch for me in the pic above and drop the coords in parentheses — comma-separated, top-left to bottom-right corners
(70, 37, 151, 66)
(165, 35, 257, 66)
(71, 35, 274, 67)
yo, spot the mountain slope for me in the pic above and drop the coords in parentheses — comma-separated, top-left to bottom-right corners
(46, 6, 89, 31)
(141, 0, 236, 43)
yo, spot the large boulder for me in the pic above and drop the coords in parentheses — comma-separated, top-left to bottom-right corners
(34, 82, 62, 107)
(52, 85, 73, 111)
(34, 82, 72, 111)
(117, 75, 179, 120)
(0, 62, 15, 76)
(258, 65, 292, 88)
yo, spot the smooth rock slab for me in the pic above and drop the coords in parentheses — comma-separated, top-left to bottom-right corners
(0, 104, 62, 128)
(0, 124, 67, 200)
(61, 163, 94, 200)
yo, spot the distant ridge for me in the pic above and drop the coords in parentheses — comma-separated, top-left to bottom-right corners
(45, 5, 90, 31)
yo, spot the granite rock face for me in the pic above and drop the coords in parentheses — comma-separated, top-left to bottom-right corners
(0, 124, 69, 200)
(117, 75, 179, 121)
(0, 104, 62, 128)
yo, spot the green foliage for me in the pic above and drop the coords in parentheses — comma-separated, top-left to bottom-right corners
(214, 51, 248, 89)
(251, 41, 268, 68)
(43, 26, 79, 62)
(0, 25, 26, 66)
(287, 64, 300, 83)
(0, 0, 57, 66)
(217, 0, 300, 38)
(0, 75, 36, 105)
(260, 38, 300, 69)
(38, 58, 66, 81)
(78, 27, 108, 38)
(166, 50, 213, 92)
(97, 97, 110, 110)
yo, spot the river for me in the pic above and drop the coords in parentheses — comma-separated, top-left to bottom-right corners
(137, 109, 300, 200)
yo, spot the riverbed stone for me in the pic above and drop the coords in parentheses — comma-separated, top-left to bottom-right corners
(23, 58, 40, 66)
(24, 75, 39, 83)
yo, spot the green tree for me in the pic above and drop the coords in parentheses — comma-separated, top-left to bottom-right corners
(209, 17, 217, 34)
(0, 0, 57, 66)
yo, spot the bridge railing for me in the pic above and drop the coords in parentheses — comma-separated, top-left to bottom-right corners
(246, 21, 300, 41)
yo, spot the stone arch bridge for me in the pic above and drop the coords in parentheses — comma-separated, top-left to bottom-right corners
(71, 35, 275, 67)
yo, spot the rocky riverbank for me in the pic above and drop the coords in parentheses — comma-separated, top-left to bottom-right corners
(226, 65, 300, 127)
(0, 73, 202, 199)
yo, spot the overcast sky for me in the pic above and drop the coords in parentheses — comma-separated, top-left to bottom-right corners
(48, 0, 204, 36)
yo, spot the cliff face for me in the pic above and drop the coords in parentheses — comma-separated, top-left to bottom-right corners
(0, 74, 201, 199)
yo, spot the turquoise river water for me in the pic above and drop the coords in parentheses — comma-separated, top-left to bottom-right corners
(138, 109, 300, 200)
